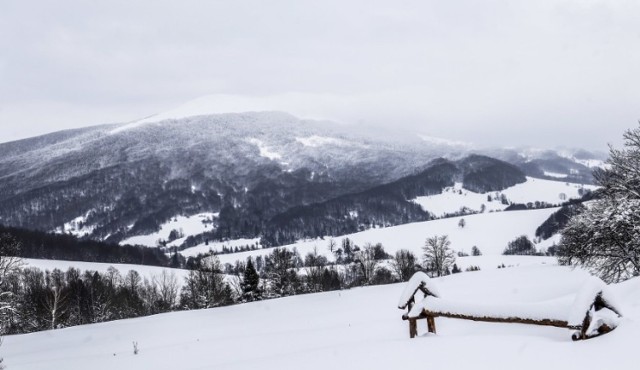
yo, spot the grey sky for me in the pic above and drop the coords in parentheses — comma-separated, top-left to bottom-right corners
(1, 0, 639, 149)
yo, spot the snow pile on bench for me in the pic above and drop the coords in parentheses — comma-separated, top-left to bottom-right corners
(398, 271, 441, 310)
(398, 271, 624, 340)
(408, 295, 575, 323)
(567, 276, 623, 336)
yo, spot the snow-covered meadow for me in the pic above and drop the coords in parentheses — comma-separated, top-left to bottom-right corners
(182, 207, 561, 269)
(411, 177, 596, 217)
(3, 265, 638, 370)
(120, 213, 218, 248)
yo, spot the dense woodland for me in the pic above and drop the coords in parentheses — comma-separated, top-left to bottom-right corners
(0, 225, 171, 266)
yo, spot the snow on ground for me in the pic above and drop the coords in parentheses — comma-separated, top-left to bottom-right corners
(296, 135, 351, 147)
(247, 137, 282, 160)
(120, 213, 217, 248)
(412, 177, 596, 217)
(4, 265, 638, 370)
(543, 171, 568, 178)
(180, 238, 261, 258)
(575, 158, 608, 169)
(55, 212, 96, 237)
(183, 207, 561, 267)
(21, 258, 191, 285)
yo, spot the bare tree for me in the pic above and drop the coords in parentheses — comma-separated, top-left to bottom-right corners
(153, 270, 179, 311)
(125, 270, 142, 294)
(354, 243, 378, 284)
(304, 247, 327, 292)
(327, 239, 337, 254)
(44, 286, 67, 330)
(422, 235, 455, 277)
(391, 249, 417, 282)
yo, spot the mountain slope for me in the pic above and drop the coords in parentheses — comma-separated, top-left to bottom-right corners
(258, 155, 526, 246)
(0, 111, 600, 248)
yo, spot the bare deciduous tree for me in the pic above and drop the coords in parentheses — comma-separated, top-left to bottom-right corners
(422, 235, 455, 277)
(153, 270, 179, 310)
(391, 249, 417, 282)
(354, 243, 378, 284)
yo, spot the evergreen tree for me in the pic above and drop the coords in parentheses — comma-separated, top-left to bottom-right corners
(241, 258, 261, 302)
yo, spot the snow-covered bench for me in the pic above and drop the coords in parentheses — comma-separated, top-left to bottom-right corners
(398, 272, 622, 341)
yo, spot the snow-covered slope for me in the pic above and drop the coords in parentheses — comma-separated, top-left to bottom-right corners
(4, 265, 638, 370)
(412, 177, 596, 217)
(182, 208, 560, 268)
(120, 213, 218, 248)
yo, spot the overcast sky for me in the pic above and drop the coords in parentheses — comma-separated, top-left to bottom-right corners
(1, 0, 639, 149)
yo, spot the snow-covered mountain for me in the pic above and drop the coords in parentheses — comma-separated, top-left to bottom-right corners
(0, 109, 603, 247)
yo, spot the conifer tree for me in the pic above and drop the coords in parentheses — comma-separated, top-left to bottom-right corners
(241, 258, 261, 302)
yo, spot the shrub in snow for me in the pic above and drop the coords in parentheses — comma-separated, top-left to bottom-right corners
(560, 124, 640, 283)
(503, 235, 537, 256)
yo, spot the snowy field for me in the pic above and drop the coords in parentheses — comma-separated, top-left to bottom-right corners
(120, 212, 218, 248)
(412, 177, 597, 217)
(3, 265, 638, 370)
(181, 208, 561, 267)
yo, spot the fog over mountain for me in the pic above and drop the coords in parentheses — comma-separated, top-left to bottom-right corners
(2, 0, 639, 148)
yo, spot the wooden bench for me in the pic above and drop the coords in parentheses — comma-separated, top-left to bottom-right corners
(398, 272, 622, 341)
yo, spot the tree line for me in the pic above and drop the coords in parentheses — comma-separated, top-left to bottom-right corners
(1, 234, 487, 337)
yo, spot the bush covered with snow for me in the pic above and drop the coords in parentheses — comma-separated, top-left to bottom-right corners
(560, 124, 640, 283)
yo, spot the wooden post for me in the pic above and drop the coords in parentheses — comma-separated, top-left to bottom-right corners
(427, 315, 436, 334)
(409, 318, 418, 338)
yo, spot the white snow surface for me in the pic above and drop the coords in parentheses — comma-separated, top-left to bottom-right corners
(405, 273, 621, 326)
(412, 177, 596, 217)
(56, 212, 96, 237)
(409, 294, 576, 323)
(187, 208, 562, 267)
(120, 212, 217, 248)
(295, 135, 355, 147)
(247, 137, 282, 160)
(179, 238, 262, 258)
(4, 265, 639, 370)
(398, 271, 441, 309)
(543, 171, 569, 178)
